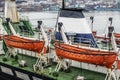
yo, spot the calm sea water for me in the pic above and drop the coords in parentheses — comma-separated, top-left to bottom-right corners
(2, 11, 120, 35)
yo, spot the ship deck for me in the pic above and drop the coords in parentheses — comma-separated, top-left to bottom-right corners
(0, 53, 106, 80)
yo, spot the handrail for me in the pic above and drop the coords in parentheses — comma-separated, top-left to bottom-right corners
(69, 36, 96, 47)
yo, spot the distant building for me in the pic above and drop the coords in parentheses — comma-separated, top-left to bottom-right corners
(72, 0, 76, 4)
(16, 0, 27, 4)
(34, 0, 47, 2)
(34, 0, 40, 2)
(117, 0, 120, 8)
(16, 0, 27, 1)
(102, 0, 114, 4)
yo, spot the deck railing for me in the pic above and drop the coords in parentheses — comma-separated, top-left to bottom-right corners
(67, 36, 96, 48)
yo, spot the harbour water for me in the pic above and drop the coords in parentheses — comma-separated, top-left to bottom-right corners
(18, 11, 120, 36)
(1, 11, 120, 35)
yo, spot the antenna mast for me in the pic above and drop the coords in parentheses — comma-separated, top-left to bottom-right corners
(62, 0, 65, 9)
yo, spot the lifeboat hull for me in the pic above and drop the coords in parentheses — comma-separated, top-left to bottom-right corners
(54, 43, 117, 68)
(114, 33, 120, 45)
(4, 35, 45, 53)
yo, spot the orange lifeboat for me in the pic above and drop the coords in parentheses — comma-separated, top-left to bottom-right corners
(0, 36, 2, 40)
(4, 35, 45, 53)
(54, 43, 117, 68)
(92, 31, 110, 40)
(114, 33, 120, 38)
(93, 32, 120, 45)
(113, 33, 120, 45)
